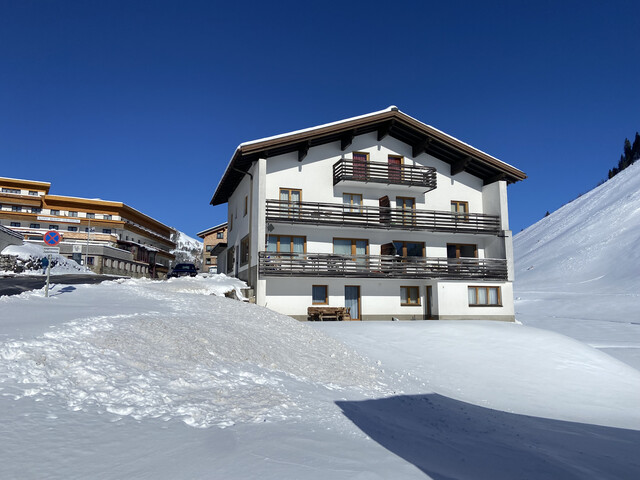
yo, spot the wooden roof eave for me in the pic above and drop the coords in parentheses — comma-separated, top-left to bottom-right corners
(210, 109, 526, 205)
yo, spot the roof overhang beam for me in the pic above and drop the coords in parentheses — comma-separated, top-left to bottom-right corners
(483, 172, 507, 185)
(340, 130, 355, 151)
(377, 121, 394, 141)
(451, 156, 472, 176)
(412, 137, 431, 158)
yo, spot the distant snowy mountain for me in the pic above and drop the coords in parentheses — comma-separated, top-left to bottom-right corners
(170, 230, 203, 267)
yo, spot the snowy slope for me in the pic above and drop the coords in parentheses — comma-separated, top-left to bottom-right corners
(515, 161, 640, 292)
(170, 230, 203, 267)
(514, 162, 640, 368)
(1, 276, 639, 479)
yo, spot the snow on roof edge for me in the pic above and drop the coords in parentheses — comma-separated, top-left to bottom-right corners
(238, 106, 397, 148)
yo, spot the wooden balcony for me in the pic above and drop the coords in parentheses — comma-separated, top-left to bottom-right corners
(265, 200, 501, 234)
(258, 252, 507, 280)
(333, 158, 437, 189)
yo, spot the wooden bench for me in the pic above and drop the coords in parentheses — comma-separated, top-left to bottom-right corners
(307, 306, 352, 321)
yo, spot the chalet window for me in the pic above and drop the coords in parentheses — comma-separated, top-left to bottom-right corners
(397, 197, 415, 225)
(30, 223, 40, 228)
(86, 213, 95, 219)
(468, 286, 501, 306)
(50, 210, 60, 215)
(102, 229, 112, 234)
(31, 207, 41, 214)
(343, 193, 363, 213)
(103, 214, 112, 220)
(447, 243, 477, 258)
(392, 241, 425, 257)
(312, 285, 328, 305)
(226, 246, 235, 274)
(10, 222, 20, 227)
(388, 155, 403, 182)
(48, 225, 58, 230)
(206, 245, 213, 252)
(401, 286, 420, 305)
(352, 152, 369, 180)
(216, 231, 224, 239)
(29, 191, 38, 196)
(67, 226, 78, 232)
(206, 258, 212, 265)
(279, 188, 301, 218)
(2, 187, 20, 194)
(11, 206, 21, 212)
(451, 201, 469, 221)
(267, 235, 305, 254)
(240, 235, 250, 266)
(67, 211, 78, 217)
(333, 238, 368, 257)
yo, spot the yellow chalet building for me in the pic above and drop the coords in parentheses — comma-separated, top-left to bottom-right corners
(0, 176, 176, 278)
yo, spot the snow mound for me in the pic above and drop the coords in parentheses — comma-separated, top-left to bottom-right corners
(0, 276, 384, 429)
(1, 242, 91, 275)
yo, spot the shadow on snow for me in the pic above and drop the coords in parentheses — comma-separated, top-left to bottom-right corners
(336, 394, 640, 480)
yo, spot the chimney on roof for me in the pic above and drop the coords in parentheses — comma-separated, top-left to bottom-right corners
(389, 105, 399, 111)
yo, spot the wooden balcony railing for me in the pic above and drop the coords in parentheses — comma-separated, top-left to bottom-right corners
(265, 199, 501, 234)
(333, 158, 437, 189)
(258, 252, 507, 280)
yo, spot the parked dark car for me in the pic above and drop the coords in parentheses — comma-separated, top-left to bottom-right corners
(167, 263, 198, 278)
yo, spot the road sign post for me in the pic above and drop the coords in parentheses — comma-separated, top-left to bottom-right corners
(43, 230, 60, 297)
(44, 254, 52, 297)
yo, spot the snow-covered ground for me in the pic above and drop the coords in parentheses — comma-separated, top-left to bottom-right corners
(1, 275, 638, 479)
(514, 162, 640, 370)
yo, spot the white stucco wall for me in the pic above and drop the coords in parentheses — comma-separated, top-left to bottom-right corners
(223, 130, 516, 321)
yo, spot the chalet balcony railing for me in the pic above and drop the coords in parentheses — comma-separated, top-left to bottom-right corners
(258, 252, 507, 280)
(265, 199, 501, 234)
(333, 158, 437, 189)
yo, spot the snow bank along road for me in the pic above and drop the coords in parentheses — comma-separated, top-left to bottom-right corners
(0, 276, 639, 479)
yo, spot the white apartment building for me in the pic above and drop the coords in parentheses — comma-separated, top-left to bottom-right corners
(211, 107, 526, 321)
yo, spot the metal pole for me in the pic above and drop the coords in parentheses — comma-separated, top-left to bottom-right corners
(45, 254, 52, 297)
(84, 218, 91, 268)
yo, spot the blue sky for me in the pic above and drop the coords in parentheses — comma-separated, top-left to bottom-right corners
(1, 1, 639, 237)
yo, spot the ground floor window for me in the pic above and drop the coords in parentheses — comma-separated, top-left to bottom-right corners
(312, 285, 328, 304)
(240, 235, 250, 265)
(401, 286, 420, 305)
(10, 222, 20, 227)
(468, 286, 501, 306)
(87, 257, 95, 266)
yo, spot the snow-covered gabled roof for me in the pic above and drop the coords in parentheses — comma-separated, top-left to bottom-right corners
(210, 106, 527, 206)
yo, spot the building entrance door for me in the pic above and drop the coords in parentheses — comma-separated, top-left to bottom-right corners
(345, 285, 361, 320)
(425, 285, 434, 319)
